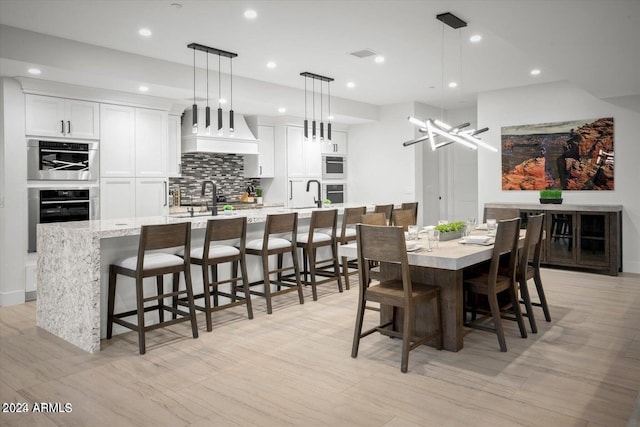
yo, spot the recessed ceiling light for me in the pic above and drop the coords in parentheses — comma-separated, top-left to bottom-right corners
(374, 55, 385, 64)
(138, 86, 149, 92)
(278, 107, 286, 113)
(530, 68, 541, 76)
(469, 34, 482, 43)
(266, 61, 277, 69)
(244, 9, 257, 19)
(448, 82, 458, 88)
(138, 28, 152, 37)
(219, 98, 227, 105)
(27, 68, 41, 75)
(346, 82, 355, 88)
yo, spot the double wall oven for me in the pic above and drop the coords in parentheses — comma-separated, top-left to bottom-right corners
(27, 139, 100, 252)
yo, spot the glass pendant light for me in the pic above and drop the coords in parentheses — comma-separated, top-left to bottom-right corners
(312, 78, 316, 140)
(328, 80, 332, 141)
(304, 76, 308, 140)
(320, 80, 324, 141)
(205, 52, 211, 134)
(229, 56, 234, 133)
(217, 54, 223, 133)
(191, 46, 198, 134)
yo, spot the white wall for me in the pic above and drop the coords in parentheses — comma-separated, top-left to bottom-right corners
(478, 81, 640, 273)
(0, 77, 27, 305)
(347, 103, 415, 207)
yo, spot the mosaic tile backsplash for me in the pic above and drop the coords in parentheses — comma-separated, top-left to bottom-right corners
(169, 152, 260, 205)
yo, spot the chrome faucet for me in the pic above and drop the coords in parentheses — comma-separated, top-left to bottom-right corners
(201, 180, 218, 216)
(306, 179, 322, 208)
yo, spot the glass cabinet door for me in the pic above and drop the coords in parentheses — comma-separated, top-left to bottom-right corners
(546, 212, 576, 264)
(577, 213, 609, 267)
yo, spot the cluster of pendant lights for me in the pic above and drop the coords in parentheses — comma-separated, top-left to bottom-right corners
(188, 43, 237, 135)
(301, 72, 334, 141)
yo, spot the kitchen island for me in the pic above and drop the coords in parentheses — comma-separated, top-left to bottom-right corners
(36, 205, 363, 352)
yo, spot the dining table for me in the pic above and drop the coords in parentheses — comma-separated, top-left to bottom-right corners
(339, 227, 526, 352)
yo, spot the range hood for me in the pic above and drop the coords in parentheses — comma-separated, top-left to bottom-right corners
(181, 108, 259, 155)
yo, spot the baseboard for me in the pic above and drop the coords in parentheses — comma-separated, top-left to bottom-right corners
(0, 290, 26, 307)
(25, 291, 37, 302)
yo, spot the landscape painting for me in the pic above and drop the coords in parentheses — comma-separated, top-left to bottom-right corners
(501, 117, 614, 190)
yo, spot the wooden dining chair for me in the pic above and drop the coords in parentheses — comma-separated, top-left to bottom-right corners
(391, 209, 415, 231)
(483, 206, 521, 222)
(463, 217, 527, 352)
(400, 202, 418, 225)
(339, 206, 367, 290)
(374, 204, 393, 225)
(352, 224, 442, 373)
(361, 212, 387, 226)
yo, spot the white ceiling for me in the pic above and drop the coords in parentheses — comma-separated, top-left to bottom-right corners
(1, 0, 639, 120)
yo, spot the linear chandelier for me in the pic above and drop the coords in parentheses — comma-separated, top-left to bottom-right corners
(301, 72, 334, 141)
(404, 12, 495, 152)
(187, 43, 238, 135)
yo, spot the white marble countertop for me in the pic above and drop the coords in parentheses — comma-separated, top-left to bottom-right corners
(485, 202, 622, 212)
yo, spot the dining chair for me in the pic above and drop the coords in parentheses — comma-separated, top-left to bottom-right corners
(400, 202, 418, 225)
(339, 206, 367, 290)
(463, 217, 527, 352)
(374, 204, 394, 225)
(361, 212, 387, 226)
(107, 222, 198, 354)
(391, 209, 415, 231)
(517, 213, 550, 330)
(483, 206, 521, 222)
(352, 224, 442, 373)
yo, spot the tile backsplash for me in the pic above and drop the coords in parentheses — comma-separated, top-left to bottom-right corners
(169, 152, 260, 205)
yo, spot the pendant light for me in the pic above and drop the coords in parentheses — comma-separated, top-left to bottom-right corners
(312, 78, 316, 140)
(217, 54, 223, 132)
(205, 52, 211, 134)
(304, 76, 308, 139)
(191, 46, 198, 134)
(320, 80, 324, 141)
(404, 12, 494, 151)
(229, 56, 234, 133)
(327, 80, 332, 141)
(300, 72, 334, 142)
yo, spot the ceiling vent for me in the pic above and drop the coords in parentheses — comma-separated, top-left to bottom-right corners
(349, 49, 376, 58)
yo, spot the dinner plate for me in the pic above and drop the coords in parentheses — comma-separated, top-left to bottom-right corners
(460, 237, 494, 246)
(476, 223, 488, 230)
(406, 244, 421, 252)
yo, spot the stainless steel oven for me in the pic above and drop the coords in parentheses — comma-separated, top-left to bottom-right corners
(28, 139, 99, 180)
(28, 187, 99, 252)
(323, 183, 346, 204)
(322, 155, 345, 180)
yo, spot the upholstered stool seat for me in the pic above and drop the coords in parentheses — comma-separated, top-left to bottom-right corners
(117, 253, 184, 270)
(339, 206, 367, 289)
(246, 237, 292, 251)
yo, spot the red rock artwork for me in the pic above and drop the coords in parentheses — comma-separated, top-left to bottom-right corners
(501, 117, 614, 190)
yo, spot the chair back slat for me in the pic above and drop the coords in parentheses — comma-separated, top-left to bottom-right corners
(206, 216, 246, 242)
(374, 204, 393, 224)
(265, 212, 297, 236)
(341, 206, 366, 241)
(400, 202, 418, 223)
(391, 209, 415, 231)
(361, 212, 387, 226)
(483, 207, 521, 222)
(520, 214, 544, 271)
(311, 209, 337, 231)
(487, 217, 521, 292)
(356, 224, 407, 264)
(141, 222, 190, 251)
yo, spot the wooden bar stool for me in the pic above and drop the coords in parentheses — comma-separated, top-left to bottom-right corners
(293, 209, 343, 301)
(352, 224, 442, 373)
(338, 206, 367, 290)
(244, 212, 304, 314)
(107, 222, 198, 354)
(181, 217, 253, 332)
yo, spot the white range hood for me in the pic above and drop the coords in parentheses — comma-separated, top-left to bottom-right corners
(181, 108, 259, 155)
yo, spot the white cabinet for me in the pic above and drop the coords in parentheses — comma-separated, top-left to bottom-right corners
(167, 114, 182, 177)
(135, 178, 168, 217)
(100, 177, 136, 220)
(135, 108, 168, 177)
(288, 178, 319, 208)
(25, 94, 99, 139)
(100, 104, 136, 177)
(244, 125, 275, 178)
(286, 126, 322, 178)
(320, 130, 347, 155)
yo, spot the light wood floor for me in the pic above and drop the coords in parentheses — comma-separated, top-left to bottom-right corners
(1, 268, 639, 426)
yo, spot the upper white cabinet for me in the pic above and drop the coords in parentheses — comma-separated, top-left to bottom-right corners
(135, 108, 167, 177)
(26, 94, 99, 140)
(167, 114, 182, 177)
(320, 130, 347, 155)
(244, 125, 275, 178)
(286, 126, 322, 178)
(100, 104, 136, 177)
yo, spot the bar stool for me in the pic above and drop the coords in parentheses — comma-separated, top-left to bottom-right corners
(293, 209, 343, 301)
(107, 222, 198, 354)
(339, 206, 367, 290)
(245, 212, 304, 314)
(374, 204, 393, 225)
(182, 217, 252, 332)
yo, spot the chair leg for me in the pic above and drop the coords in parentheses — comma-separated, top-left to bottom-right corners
(183, 268, 199, 339)
(332, 242, 343, 293)
(488, 292, 507, 352)
(291, 247, 305, 305)
(262, 254, 273, 315)
(135, 276, 146, 355)
(509, 285, 528, 339)
(202, 262, 213, 332)
(107, 267, 117, 339)
(534, 270, 551, 322)
(341, 255, 350, 291)
(302, 247, 309, 285)
(351, 286, 367, 358)
(210, 265, 219, 307)
(519, 278, 537, 333)
(240, 256, 253, 320)
(435, 292, 443, 350)
(156, 274, 164, 323)
(276, 254, 283, 291)
(308, 246, 318, 301)
(401, 306, 413, 373)
(231, 260, 239, 302)
(172, 272, 179, 320)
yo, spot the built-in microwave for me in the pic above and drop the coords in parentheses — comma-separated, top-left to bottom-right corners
(322, 155, 345, 180)
(28, 139, 99, 181)
(323, 183, 346, 205)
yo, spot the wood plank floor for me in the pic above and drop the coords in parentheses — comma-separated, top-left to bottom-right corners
(1, 268, 639, 426)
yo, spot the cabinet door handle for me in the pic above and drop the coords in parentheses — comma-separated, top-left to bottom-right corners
(60, 120, 65, 135)
(289, 181, 293, 200)
(163, 181, 168, 206)
(67, 121, 71, 135)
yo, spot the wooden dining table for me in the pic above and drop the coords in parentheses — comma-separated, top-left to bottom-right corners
(339, 228, 526, 352)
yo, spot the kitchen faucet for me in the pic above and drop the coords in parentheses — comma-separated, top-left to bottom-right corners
(306, 179, 322, 208)
(201, 180, 218, 216)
